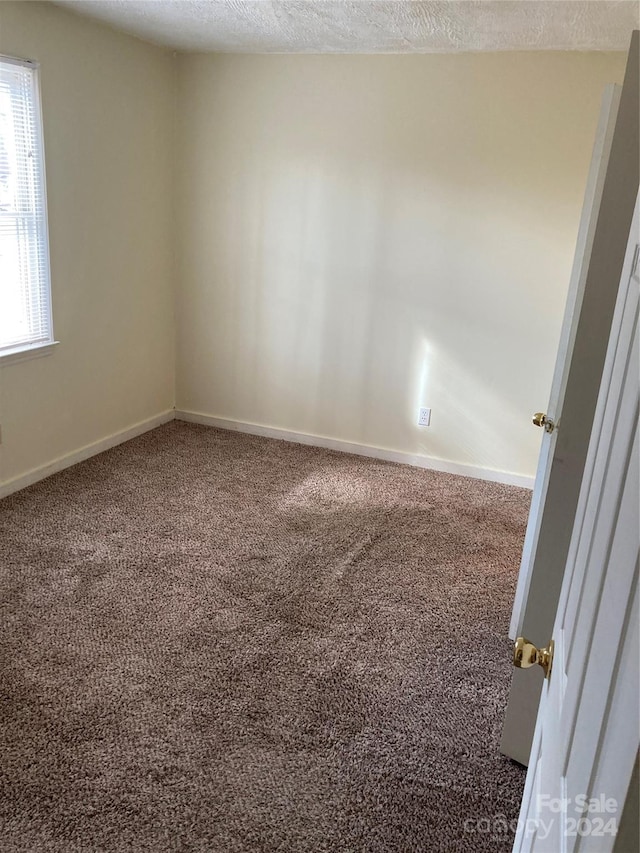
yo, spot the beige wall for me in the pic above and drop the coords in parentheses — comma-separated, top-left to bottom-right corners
(0, 10, 627, 488)
(0, 2, 175, 486)
(175, 52, 626, 479)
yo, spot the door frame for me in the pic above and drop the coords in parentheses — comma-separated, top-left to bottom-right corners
(514, 194, 639, 852)
(501, 31, 639, 766)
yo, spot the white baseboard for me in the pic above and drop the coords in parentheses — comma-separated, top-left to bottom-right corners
(1, 408, 534, 499)
(175, 410, 534, 489)
(0, 410, 175, 500)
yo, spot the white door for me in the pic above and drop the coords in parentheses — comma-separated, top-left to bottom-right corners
(514, 197, 639, 853)
(502, 31, 639, 765)
(507, 82, 620, 642)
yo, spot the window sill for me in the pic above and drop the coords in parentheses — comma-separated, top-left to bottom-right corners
(0, 341, 59, 366)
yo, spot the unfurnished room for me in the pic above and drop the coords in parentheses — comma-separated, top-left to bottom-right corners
(0, 2, 638, 851)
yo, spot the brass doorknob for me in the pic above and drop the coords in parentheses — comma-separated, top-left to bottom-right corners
(532, 412, 556, 433)
(514, 636, 554, 679)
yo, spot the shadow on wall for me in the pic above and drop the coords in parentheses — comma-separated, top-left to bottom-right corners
(176, 54, 613, 478)
(184, 151, 574, 475)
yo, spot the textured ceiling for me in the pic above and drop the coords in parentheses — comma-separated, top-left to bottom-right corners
(52, 1, 639, 53)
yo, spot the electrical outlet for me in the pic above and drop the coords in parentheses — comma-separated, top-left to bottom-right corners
(418, 407, 431, 427)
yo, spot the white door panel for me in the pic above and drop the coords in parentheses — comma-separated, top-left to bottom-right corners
(508, 83, 621, 642)
(514, 194, 639, 853)
(502, 31, 639, 765)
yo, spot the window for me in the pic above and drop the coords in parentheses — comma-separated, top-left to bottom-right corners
(0, 56, 54, 361)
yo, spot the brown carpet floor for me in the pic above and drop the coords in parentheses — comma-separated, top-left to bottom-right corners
(0, 421, 528, 853)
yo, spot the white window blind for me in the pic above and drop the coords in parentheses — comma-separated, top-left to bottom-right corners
(0, 56, 53, 357)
